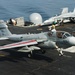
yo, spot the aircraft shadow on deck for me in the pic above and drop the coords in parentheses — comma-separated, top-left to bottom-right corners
(0, 49, 54, 63)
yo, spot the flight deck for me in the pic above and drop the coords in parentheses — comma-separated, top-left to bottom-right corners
(0, 23, 75, 75)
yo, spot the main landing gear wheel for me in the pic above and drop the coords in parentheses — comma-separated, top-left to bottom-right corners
(41, 50, 46, 54)
(28, 52, 32, 58)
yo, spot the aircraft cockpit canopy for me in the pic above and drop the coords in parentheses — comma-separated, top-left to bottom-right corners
(57, 31, 71, 39)
(62, 32, 71, 39)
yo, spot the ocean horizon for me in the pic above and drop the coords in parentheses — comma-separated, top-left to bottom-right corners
(0, 0, 75, 21)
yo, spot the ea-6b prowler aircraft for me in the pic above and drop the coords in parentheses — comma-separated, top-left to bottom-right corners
(0, 22, 75, 57)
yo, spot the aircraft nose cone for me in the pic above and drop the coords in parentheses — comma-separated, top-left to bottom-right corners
(68, 37, 75, 45)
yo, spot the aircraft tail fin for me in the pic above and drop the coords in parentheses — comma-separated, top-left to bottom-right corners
(61, 7, 68, 14)
(0, 20, 12, 37)
(73, 8, 75, 12)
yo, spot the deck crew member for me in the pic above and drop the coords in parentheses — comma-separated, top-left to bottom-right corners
(51, 25, 56, 37)
(51, 25, 63, 56)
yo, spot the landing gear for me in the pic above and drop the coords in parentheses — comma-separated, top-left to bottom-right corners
(28, 52, 32, 58)
(28, 51, 33, 58)
(41, 50, 46, 54)
(56, 48, 64, 56)
(27, 50, 46, 57)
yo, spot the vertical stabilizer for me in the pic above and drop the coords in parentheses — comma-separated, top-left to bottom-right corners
(73, 8, 75, 12)
(61, 7, 68, 14)
(0, 21, 12, 37)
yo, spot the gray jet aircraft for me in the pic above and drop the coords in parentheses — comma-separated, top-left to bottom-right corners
(43, 7, 75, 25)
(0, 22, 75, 57)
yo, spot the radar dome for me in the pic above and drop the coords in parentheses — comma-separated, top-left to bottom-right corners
(30, 13, 43, 25)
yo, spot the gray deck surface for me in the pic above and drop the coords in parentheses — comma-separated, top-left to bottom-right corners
(0, 23, 75, 75)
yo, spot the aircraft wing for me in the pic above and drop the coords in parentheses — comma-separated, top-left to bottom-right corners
(0, 40, 38, 50)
